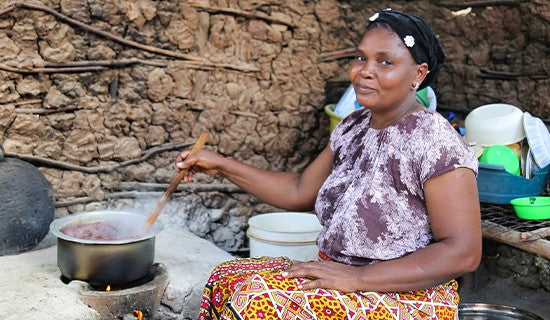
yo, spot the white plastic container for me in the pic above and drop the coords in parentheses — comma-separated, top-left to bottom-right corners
(247, 212, 322, 261)
(465, 103, 525, 147)
(333, 84, 358, 118)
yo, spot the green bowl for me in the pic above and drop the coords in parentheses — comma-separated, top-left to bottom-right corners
(479, 145, 520, 175)
(510, 196, 550, 220)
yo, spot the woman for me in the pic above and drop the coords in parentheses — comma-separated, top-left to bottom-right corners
(177, 9, 481, 320)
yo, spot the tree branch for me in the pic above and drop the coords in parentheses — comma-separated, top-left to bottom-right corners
(4, 141, 196, 173)
(319, 47, 355, 62)
(14, 106, 79, 115)
(0, 58, 258, 74)
(187, 1, 295, 27)
(44, 58, 168, 68)
(0, 63, 108, 74)
(440, 0, 520, 9)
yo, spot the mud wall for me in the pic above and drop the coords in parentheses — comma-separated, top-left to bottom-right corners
(0, 0, 548, 253)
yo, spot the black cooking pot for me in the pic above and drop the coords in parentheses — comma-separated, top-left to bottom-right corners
(0, 148, 55, 256)
(49, 210, 163, 285)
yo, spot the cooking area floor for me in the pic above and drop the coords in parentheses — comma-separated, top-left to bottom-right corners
(0, 226, 233, 320)
(1, 211, 548, 319)
(4, 242, 549, 319)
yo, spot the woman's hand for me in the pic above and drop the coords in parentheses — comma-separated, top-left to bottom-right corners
(282, 260, 362, 292)
(176, 150, 224, 182)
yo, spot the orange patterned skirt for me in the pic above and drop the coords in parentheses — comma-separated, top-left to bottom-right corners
(197, 256, 459, 320)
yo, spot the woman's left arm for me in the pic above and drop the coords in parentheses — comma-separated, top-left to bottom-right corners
(283, 167, 482, 292)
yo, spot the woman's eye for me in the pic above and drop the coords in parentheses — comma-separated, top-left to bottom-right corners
(380, 60, 392, 66)
(354, 55, 366, 62)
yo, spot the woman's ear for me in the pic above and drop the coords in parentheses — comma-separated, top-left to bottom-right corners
(415, 63, 429, 85)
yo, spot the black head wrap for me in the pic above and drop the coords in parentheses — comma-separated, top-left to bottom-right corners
(366, 9, 445, 90)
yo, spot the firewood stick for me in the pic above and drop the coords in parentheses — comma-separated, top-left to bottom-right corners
(482, 220, 550, 259)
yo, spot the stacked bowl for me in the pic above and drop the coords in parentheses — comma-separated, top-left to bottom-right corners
(465, 103, 550, 206)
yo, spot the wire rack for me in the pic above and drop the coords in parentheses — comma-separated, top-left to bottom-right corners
(481, 202, 549, 235)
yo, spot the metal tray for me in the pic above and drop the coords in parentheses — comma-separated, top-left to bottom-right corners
(458, 303, 544, 320)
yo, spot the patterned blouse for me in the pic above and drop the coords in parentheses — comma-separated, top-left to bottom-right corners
(314, 107, 478, 266)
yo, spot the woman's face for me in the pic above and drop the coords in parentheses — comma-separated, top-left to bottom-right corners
(349, 27, 425, 111)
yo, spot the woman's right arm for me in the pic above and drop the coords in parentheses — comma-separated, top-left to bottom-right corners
(176, 144, 334, 211)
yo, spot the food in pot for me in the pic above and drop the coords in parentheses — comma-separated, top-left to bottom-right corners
(61, 221, 140, 241)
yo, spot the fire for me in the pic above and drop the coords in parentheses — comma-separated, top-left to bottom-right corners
(105, 285, 111, 292)
(133, 310, 143, 320)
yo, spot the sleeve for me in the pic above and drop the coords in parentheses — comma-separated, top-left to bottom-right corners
(419, 116, 478, 184)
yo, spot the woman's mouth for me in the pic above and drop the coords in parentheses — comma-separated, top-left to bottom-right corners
(354, 84, 376, 95)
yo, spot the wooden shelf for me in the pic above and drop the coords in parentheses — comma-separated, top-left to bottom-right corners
(480, 203, 550, 259)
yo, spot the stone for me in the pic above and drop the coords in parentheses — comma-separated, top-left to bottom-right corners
(43, 86, 72, 109)
(3, 137, 28, 155)
(145, 125, 168, 146)
(61, 0, 92, 24)
(12, 18, 38, 42)
(0, 80, 20, 104)
(34, 141, 63, 159)
(139, 0, 158, 21)
(513, 274, 542, 290)
(86, 44, 116, 60)
(62, 130, 99, 163)
(16, 77, 42, 96)
(166, 19, 196, 50)
(113, 136, 142, 161)
(147, 68, 174, 102)
(0, 34, 21, 60)
(38, 41, 76, 63)
(314, 0, 341, 24)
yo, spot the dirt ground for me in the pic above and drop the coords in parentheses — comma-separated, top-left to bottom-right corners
(458, 263, 550, 319)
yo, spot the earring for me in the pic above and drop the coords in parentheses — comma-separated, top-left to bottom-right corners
(411, 82, 420, 91)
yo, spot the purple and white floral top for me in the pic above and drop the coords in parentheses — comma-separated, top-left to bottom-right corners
(315, 107, 477, 266)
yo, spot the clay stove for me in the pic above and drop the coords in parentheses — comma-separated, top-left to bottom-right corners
(64, 263, 169, 319)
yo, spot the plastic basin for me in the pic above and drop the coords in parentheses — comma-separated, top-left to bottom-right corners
(324, 104, 342, 133)
(477, 163, 550, 204)
(247, 212, 322, 261)
(510, 196, 550, 220)
(465, 103, 525, 147)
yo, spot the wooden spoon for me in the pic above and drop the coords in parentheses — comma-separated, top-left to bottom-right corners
(144, 132, 209, 228)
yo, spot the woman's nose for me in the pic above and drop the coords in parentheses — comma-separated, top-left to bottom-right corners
(358, 61, 373, 78)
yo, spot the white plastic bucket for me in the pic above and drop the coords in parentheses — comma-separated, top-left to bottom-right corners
(247, 212, 322, 261)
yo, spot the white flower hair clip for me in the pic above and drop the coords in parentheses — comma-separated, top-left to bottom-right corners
(369, 12, 379, 21)
(404, 35, 415, 47)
